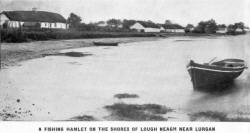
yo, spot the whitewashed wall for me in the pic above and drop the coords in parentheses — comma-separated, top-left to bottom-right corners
(8, 21, 23, 28)
(216, 29, 227, 33)
(41, 22, 67, 29)
(0, 14, 9, 25)
(144, 28, 161, 32)
(235, 28, 243, 32)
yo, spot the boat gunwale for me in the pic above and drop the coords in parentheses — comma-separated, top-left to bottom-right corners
(187, 66, 244, 73)
(187, 60, 245, 72)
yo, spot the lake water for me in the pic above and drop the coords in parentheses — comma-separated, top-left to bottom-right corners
(0, 34, 249, 121)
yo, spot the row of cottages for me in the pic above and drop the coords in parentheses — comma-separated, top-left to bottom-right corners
(216, 27, 247, 33)
(0, 10, 68, 29)
(130, 22, 185, 33)
(130, 22, 165, 32)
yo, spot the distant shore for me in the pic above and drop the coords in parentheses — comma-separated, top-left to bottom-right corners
(0, 29, 229, 43)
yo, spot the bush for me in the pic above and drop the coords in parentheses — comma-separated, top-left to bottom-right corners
(0, 29, 156, 43)
(1, 29, 27, 42)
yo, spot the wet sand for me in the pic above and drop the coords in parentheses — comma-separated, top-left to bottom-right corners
(1, 37, 160, 68)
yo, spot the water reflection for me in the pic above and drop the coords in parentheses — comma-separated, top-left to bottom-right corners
(186, 78, 249, 113)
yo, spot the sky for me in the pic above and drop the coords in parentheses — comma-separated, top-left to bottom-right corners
(0, 0, 249, 26)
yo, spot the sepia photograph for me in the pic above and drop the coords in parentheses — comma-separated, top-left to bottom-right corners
(0, 0, 250, 124)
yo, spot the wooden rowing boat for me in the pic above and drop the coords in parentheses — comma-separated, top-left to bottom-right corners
(93, 42, 119, 46)
(187, 59, 246, 91)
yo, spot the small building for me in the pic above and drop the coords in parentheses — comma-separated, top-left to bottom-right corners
(244, 27, 250, 32)
(130, 22, 163, 32)
(235, 28, 244, 33)
(0, 10, 68, 29)
(216, 27, 227, 33)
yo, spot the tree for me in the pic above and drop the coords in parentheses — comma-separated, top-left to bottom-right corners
(194, 21, 206, 33)
(227, 24, 236, 34)
(67, 13, 82, 28)
(122, 19, 136, 29)
(165, 20, 172, 25)
(234, 22, 244, 30)
(185, 24, 194, 33)
(227, 22, 245, 34)
(217, 24, 226, 29)
(193, 19, 217, 33)
(107, 19, 122, 28)
(204, 19, 217, 33)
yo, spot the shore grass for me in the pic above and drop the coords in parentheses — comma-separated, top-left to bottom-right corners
(104, 103, 173, 121)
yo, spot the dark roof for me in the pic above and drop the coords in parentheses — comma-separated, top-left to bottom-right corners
(137, 21, 161, 28)
(1, 11, 67, 23)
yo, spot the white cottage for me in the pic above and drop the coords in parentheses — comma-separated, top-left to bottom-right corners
(0, 10, 68, 29)
(130, 22, 163, 32)
(235, 28, 244, 33)
(244, 27, 250, 32)
(216, 28, 227, 33)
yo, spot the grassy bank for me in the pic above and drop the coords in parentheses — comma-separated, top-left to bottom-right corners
(0, 29, 231, 43)
(0, 29, 159, 43)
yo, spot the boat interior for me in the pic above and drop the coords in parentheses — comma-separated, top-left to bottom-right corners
(210, 59, 245, 68)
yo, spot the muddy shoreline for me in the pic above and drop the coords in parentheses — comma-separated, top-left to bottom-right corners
(0, 37, 161, 68)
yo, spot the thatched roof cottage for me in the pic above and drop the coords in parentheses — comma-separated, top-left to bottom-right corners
(0, 10, 68, 29)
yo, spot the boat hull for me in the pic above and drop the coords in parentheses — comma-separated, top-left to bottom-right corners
(93, 42, 119, 46)
(187, 61, 244, 91)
